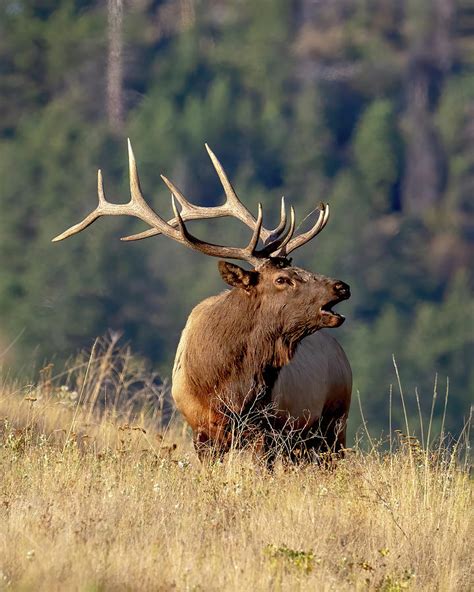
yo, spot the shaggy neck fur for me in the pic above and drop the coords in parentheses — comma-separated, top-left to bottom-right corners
(184, 288, 309, 415)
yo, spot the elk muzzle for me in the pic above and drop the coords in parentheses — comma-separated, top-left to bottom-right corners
(320, 280, 351, 328)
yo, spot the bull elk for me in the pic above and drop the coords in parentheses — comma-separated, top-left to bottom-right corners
(53, 140, 352, 464)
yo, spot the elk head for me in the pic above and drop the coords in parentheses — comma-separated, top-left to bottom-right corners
(218, 259, 350, 334)
(52, 140, 350, 334)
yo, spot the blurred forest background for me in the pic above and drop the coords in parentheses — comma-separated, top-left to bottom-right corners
(0, 0, 472, 436)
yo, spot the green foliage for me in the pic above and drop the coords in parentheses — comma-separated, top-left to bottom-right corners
(353, 99, 400, 211)
(264, 544, 316, 575)
(0, 0, 472, 436)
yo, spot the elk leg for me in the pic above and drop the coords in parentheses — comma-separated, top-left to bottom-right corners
(260, 431, 281, 471)
(324, 414, 348, 455)
(302, 412, 349, 464)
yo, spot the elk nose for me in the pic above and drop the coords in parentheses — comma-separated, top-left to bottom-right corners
(334, 281, 351, 299)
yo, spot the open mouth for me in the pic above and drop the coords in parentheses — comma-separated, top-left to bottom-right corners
(320, 300, 344, 320)
(320, 295, 349, 326)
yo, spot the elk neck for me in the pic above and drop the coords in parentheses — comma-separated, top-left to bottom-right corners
(183, 287, 305, 413)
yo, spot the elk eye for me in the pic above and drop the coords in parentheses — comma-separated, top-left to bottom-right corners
(275, 276, 288, 285)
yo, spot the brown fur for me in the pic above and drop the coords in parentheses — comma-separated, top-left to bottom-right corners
(172, 258, 351, 463)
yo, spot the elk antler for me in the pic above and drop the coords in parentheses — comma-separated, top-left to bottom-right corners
(52, 140, 180, 243)
(122, 143, 329, 256)
(280, 201, 330, 256)
(52, 140, 295, 266)
(121, 144, 288, 246)
(52, 140, 329, 264)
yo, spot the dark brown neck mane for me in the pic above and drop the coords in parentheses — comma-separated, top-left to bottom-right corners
(183, 288, 305, 414)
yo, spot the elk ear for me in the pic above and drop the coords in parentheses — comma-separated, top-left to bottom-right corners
(218, 261, 258, 290)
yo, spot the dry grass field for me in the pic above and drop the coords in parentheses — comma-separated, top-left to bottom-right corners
(0, 339, 472, 592)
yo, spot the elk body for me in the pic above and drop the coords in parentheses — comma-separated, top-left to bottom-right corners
(54, 141, 352, 463)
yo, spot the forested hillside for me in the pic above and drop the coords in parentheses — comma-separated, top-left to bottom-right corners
(0, 0, 472, 435)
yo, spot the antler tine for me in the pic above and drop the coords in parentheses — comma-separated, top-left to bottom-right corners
(205, 144, 267, 232)
(171, 196, 263, 265)
(160, 174, 199, 213)
(263, 196, 287, 246)
(261, 206, 296, 257)
(160, 173, 237, 224)
(53, 139, 181, 244)
(121, 226, 162, 242)
(123, 140, 186, 239)
(247, 203, 264, 254)
(127, 139, 145, 208)
(205, 144, 243, 208)
(281, 203, 330, 256)
(52, 170, 105, 242)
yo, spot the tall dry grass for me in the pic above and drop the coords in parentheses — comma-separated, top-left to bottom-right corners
(0, 337, 472, 591)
